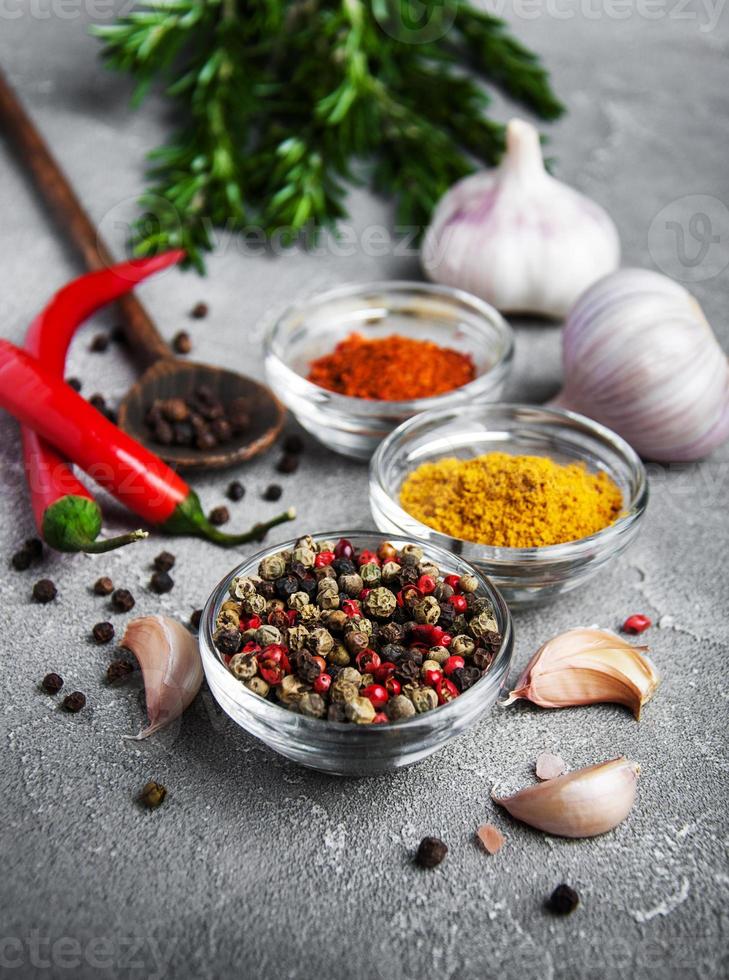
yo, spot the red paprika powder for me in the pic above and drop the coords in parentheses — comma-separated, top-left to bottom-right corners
(307, 332, 475, 401)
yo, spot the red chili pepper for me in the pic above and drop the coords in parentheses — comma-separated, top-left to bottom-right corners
(622, 614, 652, 634)
(0, 340, 294, 546)
(22, 254, 182, 552)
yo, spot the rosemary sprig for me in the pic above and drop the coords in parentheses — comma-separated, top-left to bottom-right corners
(93, 0, 564, 269)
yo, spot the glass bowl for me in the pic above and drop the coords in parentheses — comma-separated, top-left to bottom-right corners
(199, 532, 513, 776)
(370, 405, 649, 608)
(263, 281, 514, 459)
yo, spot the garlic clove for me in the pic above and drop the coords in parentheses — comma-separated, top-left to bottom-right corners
(121, 615, 203, 739)
(504, 628, 659, 718)
(493, 757, 640, 838)
(535, 751, 566, 781)
(422, 118, 620, 318)
(556, 268, 729, 462)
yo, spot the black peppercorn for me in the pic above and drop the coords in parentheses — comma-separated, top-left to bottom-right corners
(41, 672, 64, 694)
(415, 836, 448, 869)
(89, 332, 109, 352)
(11, 549, 31, 571)
(297, 574, 317, 598)
(66, 376, 82, 392)
(333, 558, 356, 576)
(190, 609, 202, 630)
(227, 480, 245, 502)
(473, 649, 495, 671)
(547, 884, 579, 916)
(32, 579, 57, 603)
(62, 691, 86, 713)
(275, 574, 300, 600)
(149, 570, 174, 594)
(24, 538, 43, 560)
(89, 393, 107, 412)
(395, 659, 420, 684)
(172, 330, 192, 354)
(377, 622, 405, 646)
(276, 454, 299, 474)
(111, 588, 135, 613)
(215, 629, 242, 656)
(107, 659, 135, 683)
(297, 652, 324, 684)
(283, 433, 304, 455)
(190, 301, 208, 319)
(263, 483, 282, 502)
(209, 506, 230, 526)
(139, 781, 167, 809)
(154, 551, 176, 572)
(451, 666, 481, 692)
(93, 576, 114, 596)
(92, 622, 115, 644)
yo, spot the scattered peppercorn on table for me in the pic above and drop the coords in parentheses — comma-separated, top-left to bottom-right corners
(1, 16, 728, 980)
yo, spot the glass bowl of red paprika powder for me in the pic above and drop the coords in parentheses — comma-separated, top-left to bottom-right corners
(198, 532, 514, 776)
(263, 282, 514, 459)
(370, 404, 648, 608)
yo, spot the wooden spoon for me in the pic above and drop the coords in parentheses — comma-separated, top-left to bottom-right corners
(0, 68, 284, 471)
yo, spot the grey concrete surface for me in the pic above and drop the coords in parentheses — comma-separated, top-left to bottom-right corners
(1, 4, 728, 979)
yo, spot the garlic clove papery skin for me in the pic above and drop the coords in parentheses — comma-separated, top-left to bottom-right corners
(121, 615, 203, 739)
(556, 268, 729, 461)
(493, 757, 640, 838)
(504, 627, 659, 718)
(422, 118, 620, 318)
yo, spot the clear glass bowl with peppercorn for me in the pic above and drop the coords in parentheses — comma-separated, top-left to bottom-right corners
(199, 532, 513, 776)
(263, 282, 514, 459)
(370, 404, 648, 608)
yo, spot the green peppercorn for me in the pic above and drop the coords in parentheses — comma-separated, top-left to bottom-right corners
(450, 635, 476, 657)
(469, 610, 499, 638)
(385, 694, 416, 721)
(380, 561, 401, 584)
(459, 573, 479, 593)
(344, 696, 375, 724)
(298, 603, 321, 625)
(409, 685, 438, 713)
(401, 544, 424, 561)
(241, 593, 267, 616)
(339, 573, 364, 597)
(291, 546, 316, 568)
(229, 652, 258, 681)
(288, 591, 310, 611)
(364, 587, 397, 619)
(327, 643, 350, 667)
(307, 627, 334, 656)
(286, 625, 310, 651)
(245, 676, 270, 698)
(299, 692, 327, 718)
(278, 674, 309, 706)
(317, 591, 340, 611)
(259, 553, 287, 580)
(360, 562, 382, 587)
(217, 608, 240, 629)
(230, 576, 258, 599)
(331, 680, 359, 704)
(418, 561, 440, 579)
(428, 645, 450, 666)
(255, 624, 282, 646)
(413, 596, 441, 625)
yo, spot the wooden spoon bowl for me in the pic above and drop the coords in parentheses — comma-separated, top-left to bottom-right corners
(118, 359, 285, 471)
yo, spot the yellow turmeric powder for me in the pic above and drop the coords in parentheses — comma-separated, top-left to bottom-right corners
(399, 452, 623, 548)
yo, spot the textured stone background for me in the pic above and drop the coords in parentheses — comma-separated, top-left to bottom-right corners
(1, 4, 728, 979)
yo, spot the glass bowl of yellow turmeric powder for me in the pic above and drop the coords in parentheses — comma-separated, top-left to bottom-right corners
(264, 281, 514, 459)
(370, 404, 648, 607)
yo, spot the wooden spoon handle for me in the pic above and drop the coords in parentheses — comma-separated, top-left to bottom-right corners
(0, 67, 171, 367)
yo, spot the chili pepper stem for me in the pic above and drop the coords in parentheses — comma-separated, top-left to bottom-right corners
(41, 494, 149, 553)
(160, 491, 296, 546)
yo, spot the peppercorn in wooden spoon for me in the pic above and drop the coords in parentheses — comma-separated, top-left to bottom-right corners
(0, 68, 284, 471)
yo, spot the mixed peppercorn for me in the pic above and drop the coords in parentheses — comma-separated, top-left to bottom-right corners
(213, 536, 502, 724)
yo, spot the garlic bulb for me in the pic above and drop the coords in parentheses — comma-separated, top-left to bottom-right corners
(554, 268, 729, 461)
(494, 757, 640, 838)
(121, 615, 203, 739)
(422, 118, 620, 317)
(503, 627, 659, 719)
